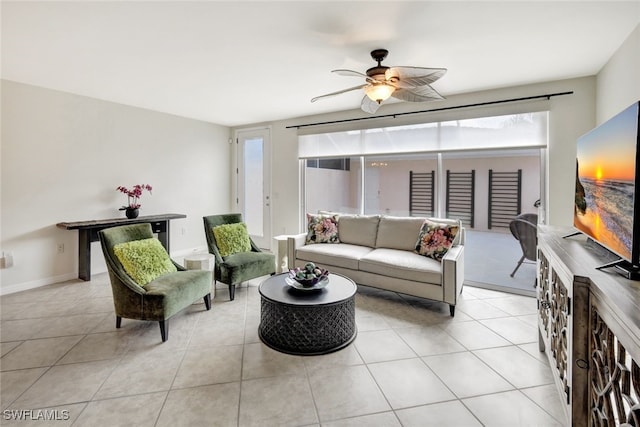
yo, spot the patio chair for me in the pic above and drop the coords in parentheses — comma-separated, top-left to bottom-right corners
(509, 213, 538, 278)
(203, 213, 276, 300)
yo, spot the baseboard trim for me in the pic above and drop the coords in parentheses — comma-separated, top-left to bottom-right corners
(0, 246, 210, 296)
(464, 280, 536, 298)
(0, 272, 78, 296)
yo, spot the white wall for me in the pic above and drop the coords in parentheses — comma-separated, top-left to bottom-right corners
(596, 24, 640, 124)
(0, 80, 231, 294)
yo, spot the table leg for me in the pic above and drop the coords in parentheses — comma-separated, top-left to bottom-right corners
(78, 230, 91, 281)
(157, 221, 170, 253)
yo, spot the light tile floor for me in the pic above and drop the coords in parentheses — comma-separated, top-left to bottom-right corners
(0, 274, 567, 426)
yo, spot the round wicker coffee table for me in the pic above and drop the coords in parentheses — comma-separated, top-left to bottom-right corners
(258, 272, 357, 355)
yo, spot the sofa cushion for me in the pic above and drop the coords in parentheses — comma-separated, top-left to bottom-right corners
(306, 213, 340, 244)
(359, 248, 442, 284)
(296, 243, 373, 270)
(338, 214, 380, 247)
(416, 219, 460, 261)
(375, 216, 426, 250)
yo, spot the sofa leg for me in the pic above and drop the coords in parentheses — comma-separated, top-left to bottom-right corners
(449, 305, 456, 317)
(116, 316, 122, 328)
(229, 284, 236, 301)
(159, 320, 168, 342)
(204, 293, 212, 310)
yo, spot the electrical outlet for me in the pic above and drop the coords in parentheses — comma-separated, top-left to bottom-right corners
(181, 227, 187, 235)
(57, 243, 65, 253)
(1, 252, 14, 268)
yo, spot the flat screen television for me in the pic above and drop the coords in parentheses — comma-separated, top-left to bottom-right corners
(573, 100, 640, 279)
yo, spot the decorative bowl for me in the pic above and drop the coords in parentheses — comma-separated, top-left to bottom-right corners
(288, 266, 329, 287)
(285, 276, 330, 291)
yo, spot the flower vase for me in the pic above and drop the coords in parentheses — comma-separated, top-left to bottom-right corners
(125, 207, 139, 219)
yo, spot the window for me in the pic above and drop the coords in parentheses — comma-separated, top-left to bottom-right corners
(300, 111, 547, 222)
(299, 112, 547, 295)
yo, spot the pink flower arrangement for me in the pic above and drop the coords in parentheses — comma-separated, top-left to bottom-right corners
(116, 184, 152, 209)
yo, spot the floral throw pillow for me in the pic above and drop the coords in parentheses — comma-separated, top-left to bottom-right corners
(306, 213, 340, 244)
(415, 219, 459, 261)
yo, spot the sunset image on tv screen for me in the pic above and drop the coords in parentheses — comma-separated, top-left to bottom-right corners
(574, 103, 638, 261)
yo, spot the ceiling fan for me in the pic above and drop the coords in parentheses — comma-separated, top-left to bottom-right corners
(311, 49, 447, 114)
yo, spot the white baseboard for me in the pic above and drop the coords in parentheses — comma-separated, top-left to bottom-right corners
(0, 272, 78, 296)
(0, 246, 210, 296)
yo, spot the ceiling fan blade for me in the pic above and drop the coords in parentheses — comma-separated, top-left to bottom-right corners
(332, 69, 370, 79)
(361, 95, 381, 114)
(311, 84, 366, 103)
(391, 85, 444, 102)
(386, 67, 447, 87)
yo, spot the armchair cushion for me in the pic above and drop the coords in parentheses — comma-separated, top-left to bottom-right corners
(415, 219, 460, 261)
(143, 270, 212, 319)
(113, 238, 177, 286)
(218, 251, 276, 285)
(212, 222, 251, 257)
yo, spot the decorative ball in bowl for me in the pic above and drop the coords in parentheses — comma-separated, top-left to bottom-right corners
(288, 262, 329, 287)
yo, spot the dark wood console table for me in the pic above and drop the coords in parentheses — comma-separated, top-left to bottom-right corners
(57, 213, 186, 281)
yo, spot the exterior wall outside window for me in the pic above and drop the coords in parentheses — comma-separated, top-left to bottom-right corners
(304, 151, 540, 232)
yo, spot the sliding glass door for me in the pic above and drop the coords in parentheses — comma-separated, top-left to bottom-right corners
(299, 111, 547, 295)
(442, 149, 542, 295)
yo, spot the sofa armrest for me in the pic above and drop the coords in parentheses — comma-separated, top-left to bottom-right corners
(287, 233, 307, 270)
(442, 244, 464, 306)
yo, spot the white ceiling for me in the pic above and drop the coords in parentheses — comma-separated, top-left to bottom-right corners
(2, 1, 639, 127)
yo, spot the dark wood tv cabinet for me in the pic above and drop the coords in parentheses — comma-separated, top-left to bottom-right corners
(537, 225, 640, 426)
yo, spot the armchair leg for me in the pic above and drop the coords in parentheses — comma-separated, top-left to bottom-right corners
(229, 284, 236, 301)
(159, 320, 168, 342)
(116, 316, 122, 329)
(449, 305, 456, 317)
(204, 293, 212, 310)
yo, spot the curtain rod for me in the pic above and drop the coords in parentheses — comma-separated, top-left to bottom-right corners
(286, 91, 574, 129)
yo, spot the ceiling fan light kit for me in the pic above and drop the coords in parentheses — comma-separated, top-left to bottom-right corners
(364, 83, 395, 104)
(312, 48, 447, 114)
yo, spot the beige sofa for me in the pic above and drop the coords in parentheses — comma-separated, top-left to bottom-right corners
(287, 214, 465, 316)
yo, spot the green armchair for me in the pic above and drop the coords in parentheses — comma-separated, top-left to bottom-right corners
(203, 213, 276, 300)
(99, 223, 212, 342)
